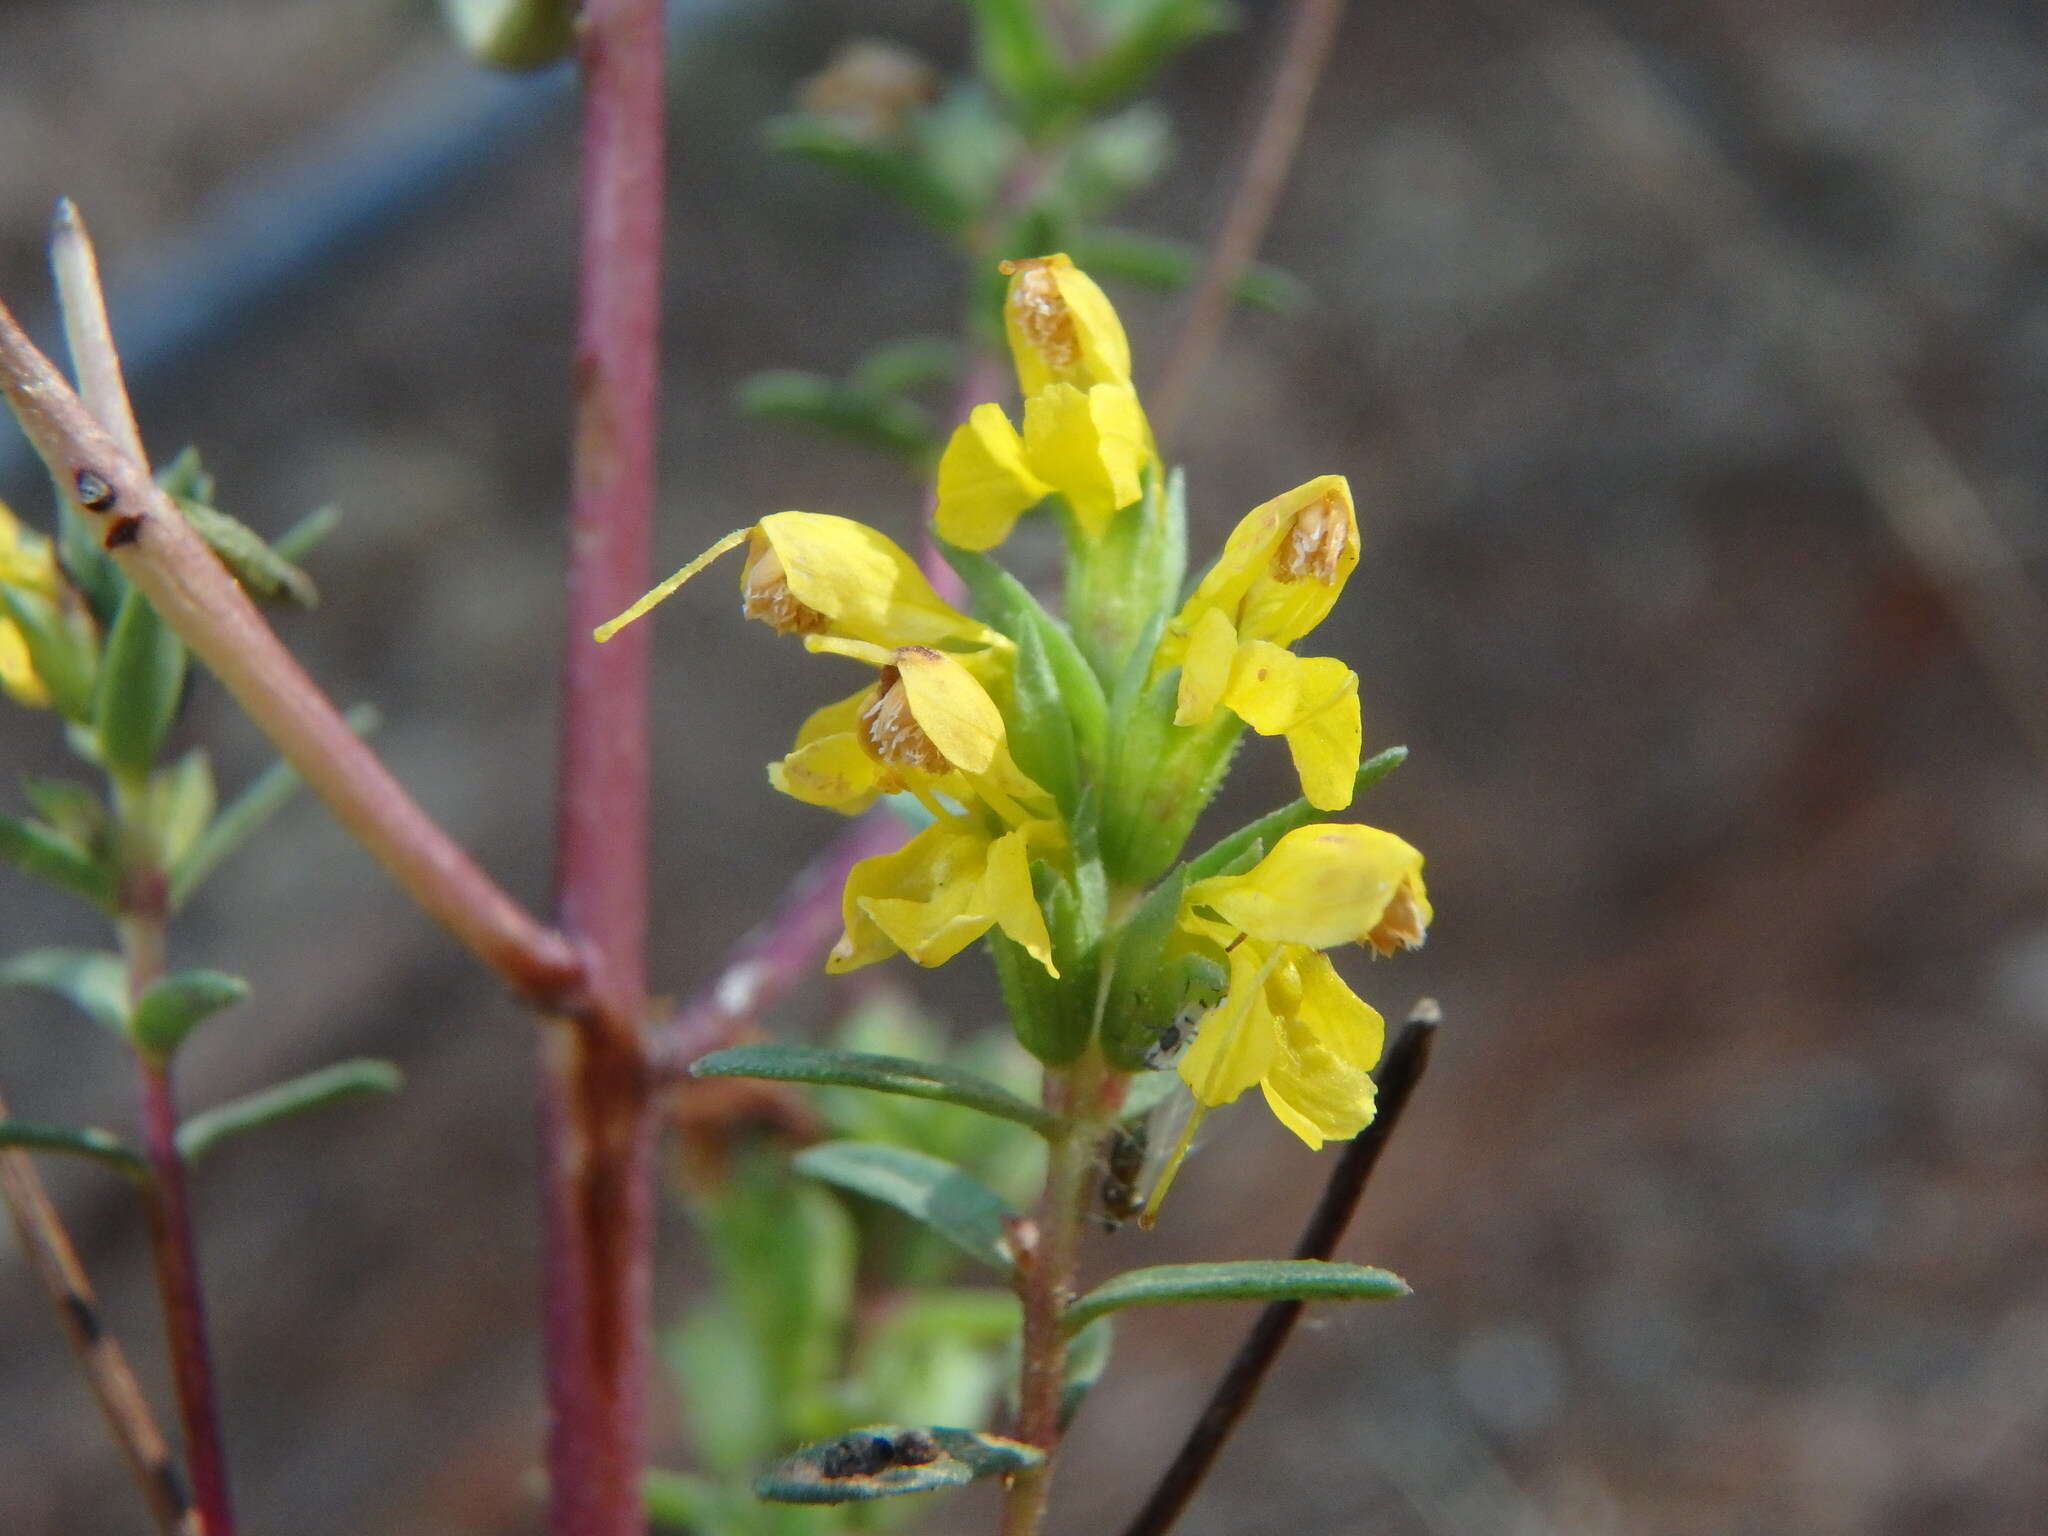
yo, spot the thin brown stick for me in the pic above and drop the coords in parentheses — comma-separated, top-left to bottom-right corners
(1475, 0, 2048, 771)
(1151, 0, 1350, 441)
(537, 1, 667, 1530)
(1118, 1003, 1440, 1536)
(0, 298, 588, 1012)
(0, 1083, 202, 1536)
(50, 199, 145, 467)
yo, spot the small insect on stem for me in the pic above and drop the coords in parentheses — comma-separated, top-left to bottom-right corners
(1097, 1121, 1149, 1230)
(74, 468, 116, 512)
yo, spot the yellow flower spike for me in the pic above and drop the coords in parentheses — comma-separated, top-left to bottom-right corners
(827, 820, 1059, 976)
(1185, 823, 1431, 955)
(934, 403, 1053, 551)
(1158, 475, 1360, 671)
(0, 502, 59, 709)
(1001, 254, 1132, 398)
(1020, 381, 1149, 538)
(595, 512, 1003, 651)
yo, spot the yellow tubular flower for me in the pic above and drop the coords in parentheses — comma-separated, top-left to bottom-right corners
(595, 511, 1005, 652)
(0, 502, 58, 709)
(1142, 824, 1429, 1218)
(1001, 254, 1133, 398)
(828, 818, 1060, 976)
(1158, 476, 1365, 810)
(934, 404, 1053, 551)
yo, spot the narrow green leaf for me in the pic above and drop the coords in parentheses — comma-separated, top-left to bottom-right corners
(693, 1044, 1055, 1135)
(176, 499, 319, 608)
(963, 0, 1068, 119)
(0, 586, 97, 721)
(0, 948, 129, 1033)
(738, 369, 936, 460)
(0, 1119, 145, 1176)
(852, 337, 961, 399)
(756, 1424, 1041, 1504)
(176, 1058, 403, 1163)
(794, 1141, 1018, 1274)
(269, 504, 341, 565)
(764, 117, 971, 235)
(1063, 1259, 1408, 1334)
(168, 702, 377, 909)
(1060, 1316, 1114, 1429)
(21, 778, 105, 851)
(151, 749, 215, 868)
(1185, 746, 1409, 881)
(129, 969, 248, 1056)
(0, 813, 118, 908)
(93, 585, 186, 774)
(1070, 0, 1236, 111)
(154, 446, 214, 504)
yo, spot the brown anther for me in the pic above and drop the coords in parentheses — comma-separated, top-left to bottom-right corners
(856, 666, 949, 775)
(1366, 881, 1429, 956)
(1271, 491, 1349, 584)
(1004, 257, 1079, 370)
(741, 543, 828, 635)
(73, 468, 116, 512)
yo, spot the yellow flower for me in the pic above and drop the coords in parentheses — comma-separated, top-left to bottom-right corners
(1000, 254, 1132, 398)
(0, 502, 59, 709)
(595, 511, 1005, 653)
(770, 642, 1052, 828)
(1157, 476, 1364, 810)
(828, 816, 1060, 976)
(932, 403, 1052, 551)
(1141, 824, 1430, 1220)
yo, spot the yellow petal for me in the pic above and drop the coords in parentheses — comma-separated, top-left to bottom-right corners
(891, 645, 1003, 775)
(933, 405, 1052, 551)
(1021, 382, 1148, 539)
(757, 511, 1002, 650)
(1173, 606, 1238, 726)
(1002, 254, 1132, 399)
(1292, 950, 1385, 1071)
(1219, 645, 1360, 810)
(1259, 1012, 1378, 1149)
(0, 502, 58, 596)
(0, 620, 51, 709)
(1158, 476, 1358, 671)
(825, 821, 1057, 976)
(1185, 823, 1428, 952)
(1177, 943, 1283, 1108)
(769, 729, 881, 814)
(978, 825, 1058, 976)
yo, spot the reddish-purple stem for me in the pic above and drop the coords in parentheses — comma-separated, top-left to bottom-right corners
(136, 1059, 233, 1536)
(541, 2, 665, 1532)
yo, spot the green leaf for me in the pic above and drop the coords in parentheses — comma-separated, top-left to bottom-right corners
(694, 1044, 1055, 1136)
(438, 0, 577, 69)
(176, 1058, 403, 1163)
(794, 1141, 1018, 1274)
(756, 1425, 1041, 1504)
(765, 116, 972, 236)
(0, 948, 129, 1033)
(1068, 227, 1306, 313)
(150, 749, 215, 869)
(167, 702, 377, 909)
(269, 504, 341, 565)
(1070, 0, 1236, 111)
(963, 0, 1067, 121)
(1185, 746, 1409, 881)
(643, 1469, 725, 1531)
(738, 370, 937, 460)
(1063, 1260, 1408, 1334)
(938, 540, 1107, 774)
(1060, 1316, 1114, 1429)
(129, 969, 248, 1056)
(93, 585, 186, 774)
(176, 499, 319, 608)
(0, 586, 97, 721)
(0, 1119, 145, 1176)
(991, 863, 1094, 1068)
(21, 778, 105, 852)
(0, 813, 118, 908)
(852, 337, 960, 399)
(1055, 105, 1172, 218)
(154, 446, 214, 504)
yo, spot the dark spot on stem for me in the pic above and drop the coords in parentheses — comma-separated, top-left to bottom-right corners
(61, 1291, 102, 1342)
(153, 1458, 192, 1516)
(819, 1432, 896, 1478)
(102, 514, 144, 549)
(74, 469, 116, 512)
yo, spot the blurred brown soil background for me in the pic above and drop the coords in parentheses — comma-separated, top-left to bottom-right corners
(4, 1, 2047, 1533)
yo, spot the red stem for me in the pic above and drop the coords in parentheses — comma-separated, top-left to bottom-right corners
(541, 2, 665, 1532)
(137, 1058, 234, 1536)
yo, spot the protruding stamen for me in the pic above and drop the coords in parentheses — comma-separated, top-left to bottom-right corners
(741, 543, 828, 635)
(594, 525, 750, 641)
(1003, 257, 1079, 371)
(857, 666, 950, 775)
(1272, 491, 1348, 584)
(1138, 1105, 1208, 1229)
